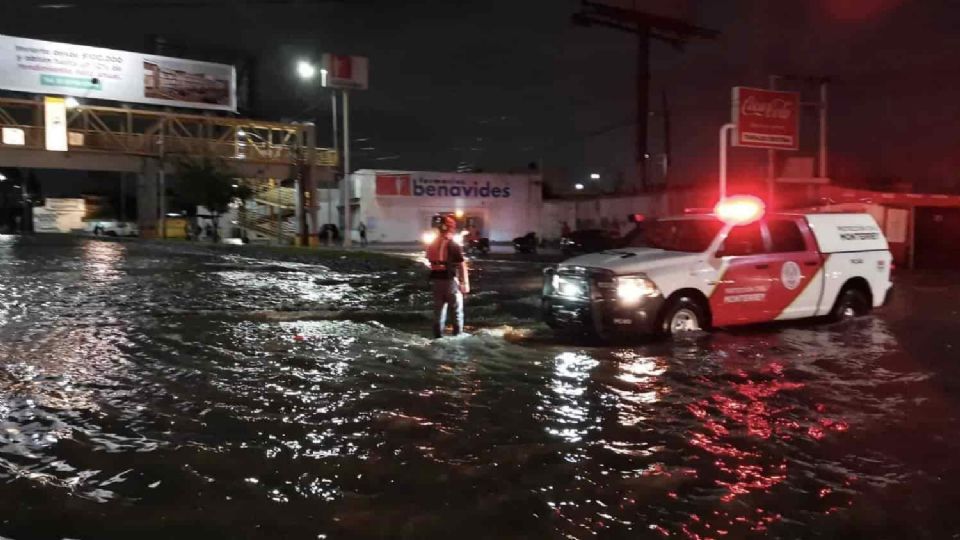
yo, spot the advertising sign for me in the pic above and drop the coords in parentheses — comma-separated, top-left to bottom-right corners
(1, 127, 25, 145)
(731, 87, 800, 149)
(321, 53, 368, 90)
(0, 33, 236, 112)
(44, 96, 67, 151)
(375, 172, 513, 199)
(375, 174, 412, 196)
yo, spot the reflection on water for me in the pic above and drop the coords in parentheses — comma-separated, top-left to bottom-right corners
(0, 236, 953, 539)
(545, 352, 598, 444)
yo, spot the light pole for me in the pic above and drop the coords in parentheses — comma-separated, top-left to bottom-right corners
(574, 183, 584, 228)
(297, 59, 351, 246)
(297, 60, 324, 246)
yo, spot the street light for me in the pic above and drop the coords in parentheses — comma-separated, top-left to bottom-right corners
(0, 173, 6, 181)
(297, 60, 317, 80)
(574, 183, 585, 190)
(590, 173, 600, 180)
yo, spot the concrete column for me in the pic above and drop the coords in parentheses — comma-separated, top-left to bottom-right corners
(294, 175, 304, 244)
(137, 158, 160, 239)
(304, 124, 319, 245)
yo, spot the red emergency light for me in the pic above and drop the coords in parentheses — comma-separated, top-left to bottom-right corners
(628, 213, 646, 223)
(714, 195, 765, 225)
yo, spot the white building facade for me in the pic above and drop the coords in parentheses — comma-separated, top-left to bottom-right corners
(347, 169, 543, 243)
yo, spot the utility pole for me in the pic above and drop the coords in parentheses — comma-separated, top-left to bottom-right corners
(20, 177, 28, 233)
(767, 75, 778, 207)
(661, 90, 671, 181)
(819, 81, 828, 178)
(572, 1, 717, 193)
(767, 75, 831, 190)
(342, 89, 351, 247)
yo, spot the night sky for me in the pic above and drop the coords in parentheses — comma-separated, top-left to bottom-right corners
(1, 0, 958, 195)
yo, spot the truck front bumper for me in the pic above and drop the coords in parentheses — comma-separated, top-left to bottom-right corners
(541, 267, 664, 336)
(542, 295, 664, 336)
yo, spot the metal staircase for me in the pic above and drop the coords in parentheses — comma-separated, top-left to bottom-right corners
(237, 181, 297, 243)
(251, 184, 297, 209)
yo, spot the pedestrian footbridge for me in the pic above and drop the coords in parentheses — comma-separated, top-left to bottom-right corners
(0, 97, 338, 240)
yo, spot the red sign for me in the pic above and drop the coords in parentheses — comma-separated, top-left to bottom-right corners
(375, 174, 411, 196)
(731, 87, 800, 149)
(321, 53, 369, 90)
(331, 54, 352, 79)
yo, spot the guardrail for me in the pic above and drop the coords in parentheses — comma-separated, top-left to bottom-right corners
(0, 97, 338, 167)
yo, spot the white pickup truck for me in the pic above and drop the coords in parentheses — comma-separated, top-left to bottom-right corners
(543, 205, 893, 339)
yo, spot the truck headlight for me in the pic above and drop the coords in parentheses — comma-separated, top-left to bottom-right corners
(552, 274, 586, 298)
(421, 230, 438, 244)
(615, 275, 659, 304)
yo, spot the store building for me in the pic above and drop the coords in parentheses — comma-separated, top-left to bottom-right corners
(344, 169, 543, 243)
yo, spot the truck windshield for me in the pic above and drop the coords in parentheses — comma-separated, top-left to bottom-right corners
(624, 218, 723, 253)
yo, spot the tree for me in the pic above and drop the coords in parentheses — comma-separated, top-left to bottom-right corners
(172, 156, 252, 241)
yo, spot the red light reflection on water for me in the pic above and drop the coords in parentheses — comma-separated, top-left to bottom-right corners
(679, 359, 853, 537)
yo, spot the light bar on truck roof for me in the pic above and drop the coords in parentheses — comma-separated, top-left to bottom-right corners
(714, 195, 765, 225)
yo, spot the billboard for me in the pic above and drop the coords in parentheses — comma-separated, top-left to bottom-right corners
(375, 172, 513, 199)
(44, 96, 67, 151)
(0, 33, 236, 112)
(321, 53, 368, 90)
(731, 87, 800, 149)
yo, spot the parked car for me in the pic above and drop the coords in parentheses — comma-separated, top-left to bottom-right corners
(465, 236, 490, 256)
(513, 232, 538, 254)
(88, 220, 139, 237)
(318, 223, 341, 244)
(559, 229, 620, 257)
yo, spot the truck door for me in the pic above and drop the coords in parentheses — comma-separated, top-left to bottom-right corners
(763, 218, 824, 320)
(709, 221, 780, 326)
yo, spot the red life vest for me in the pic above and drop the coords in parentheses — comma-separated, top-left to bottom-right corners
(426, 236, 451, 273)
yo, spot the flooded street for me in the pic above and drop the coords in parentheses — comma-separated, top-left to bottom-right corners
(2, 235, 960, 539)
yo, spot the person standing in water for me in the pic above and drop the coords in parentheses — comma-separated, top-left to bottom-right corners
(426, 215, 470, 338)
(358, 221, 368, 247)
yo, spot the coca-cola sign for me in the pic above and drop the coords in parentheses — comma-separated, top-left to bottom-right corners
(731, 87, 800, 149)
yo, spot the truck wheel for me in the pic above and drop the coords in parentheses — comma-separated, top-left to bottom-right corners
(659, 296, 707, 336)
(829, 287, 870, 322)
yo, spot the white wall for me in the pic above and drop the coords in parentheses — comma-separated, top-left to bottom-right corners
(351, 169, 543, 243)
(540, 194, 665, 240)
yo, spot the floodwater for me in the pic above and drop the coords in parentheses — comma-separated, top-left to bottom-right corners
(2, 235, 960, 539)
